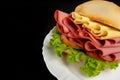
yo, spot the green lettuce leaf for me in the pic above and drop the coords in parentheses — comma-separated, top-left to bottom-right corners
(49, 29, 119, 77)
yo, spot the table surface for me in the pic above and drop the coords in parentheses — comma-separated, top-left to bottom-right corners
(15, 0, 120, 80)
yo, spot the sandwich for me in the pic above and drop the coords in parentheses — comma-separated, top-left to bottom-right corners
(49, 0, 120, 77)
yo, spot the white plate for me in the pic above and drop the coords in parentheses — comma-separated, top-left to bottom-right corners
(42, 27, 120, 80)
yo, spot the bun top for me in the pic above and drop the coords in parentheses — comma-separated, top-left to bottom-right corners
(75, 0, 120, 30)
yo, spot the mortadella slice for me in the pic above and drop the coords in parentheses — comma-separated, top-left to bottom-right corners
(54, 10, 120, 61)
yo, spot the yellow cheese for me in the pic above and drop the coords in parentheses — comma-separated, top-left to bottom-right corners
(71, 12, 120, 40)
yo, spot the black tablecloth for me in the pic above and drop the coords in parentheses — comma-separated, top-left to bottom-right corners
(15, 0, 120, 80)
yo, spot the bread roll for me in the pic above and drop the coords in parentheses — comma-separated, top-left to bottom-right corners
(75, 0, 120, 30)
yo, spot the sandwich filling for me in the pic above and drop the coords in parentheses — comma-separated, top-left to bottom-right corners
(50, 10, 120, 77)
(54, 10, 120, 62)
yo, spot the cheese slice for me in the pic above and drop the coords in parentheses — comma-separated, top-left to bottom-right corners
(71, 12, 120, 40)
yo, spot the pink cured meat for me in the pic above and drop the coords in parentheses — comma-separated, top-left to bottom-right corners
(54, 10, 120, 61)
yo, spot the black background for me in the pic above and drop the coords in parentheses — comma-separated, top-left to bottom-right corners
(15, 0, 120, 80)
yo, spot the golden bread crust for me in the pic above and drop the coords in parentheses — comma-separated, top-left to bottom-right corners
(75, 0, 120, 30)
